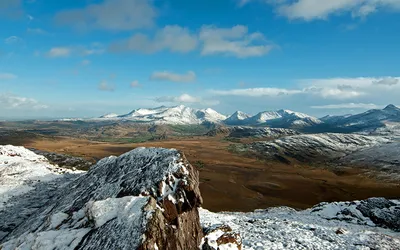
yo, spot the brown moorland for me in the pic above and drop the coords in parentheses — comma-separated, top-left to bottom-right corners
(14, 135, 400, 212)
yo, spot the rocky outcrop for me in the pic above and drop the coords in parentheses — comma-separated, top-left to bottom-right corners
(310, 197, 400, 232)
(29, 148, 94, 170)
(0, 146, 203, 249)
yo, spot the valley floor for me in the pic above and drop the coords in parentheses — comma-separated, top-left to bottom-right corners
(11, 135, 400, 212)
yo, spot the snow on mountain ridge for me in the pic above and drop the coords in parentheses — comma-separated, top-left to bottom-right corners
(338, 104, 400, 128)
(99, 105, 226, 125)
(96, 104, 400, 131)
(100, 113, 119, 118)
(224, 111, 252, 125)
(240, 109, 322, 127)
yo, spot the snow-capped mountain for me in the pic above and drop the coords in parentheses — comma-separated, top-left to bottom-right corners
(241, 109, 322, 128)
(336, 104, 400, 128)
(99, 113, 119, 118)
(320, 114, 352, 123)
(96, 104, 400, 133)
(98, 105, 321, 127)
(99, 105, 226, 125)
(196, 108, 227, 124)
(224, 111, 251, 125)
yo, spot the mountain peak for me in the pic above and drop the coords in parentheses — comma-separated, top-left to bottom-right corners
(383, 104, 399, 111)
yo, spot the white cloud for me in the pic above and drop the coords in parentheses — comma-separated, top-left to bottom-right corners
(373, 77, 399, 86)
(211, 87, 302, 97)
(109, 25, 198, 53)
(55, 0, 156, 31)
(208, 76, 400, 116)
(0, 0, 23, 19)
(267, 0, 400, 20)
(47, 47, 71, 57)
(156, 94, 200, 103)
(298, 77, 400, 99)
(81, 59, 91, 66)
(46, 44, 104, 58)
(199, 25, 274, 58)
(213, 77, 400, 100)
(305, 86, 365, 99)
(130, 80, 141, 87)
(150, 71, 196, 83)
(238, 0, 252, 7)
(0, 73, 17, 80)
(110, 24, 275, 58)
(98, 81, 115, 91)
(27, 28, 48, 35)
(155, 93, 219, 106)
(0, 93, 48, 109)
(0, 0, 20, 8)
(82, 44, 105, 55)
(311, 103, 379, 109)
(4, 36, 22, 44)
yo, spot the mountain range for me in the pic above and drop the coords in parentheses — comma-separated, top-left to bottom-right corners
(99, 105, 227, 125)
(98, 104, 400, 132)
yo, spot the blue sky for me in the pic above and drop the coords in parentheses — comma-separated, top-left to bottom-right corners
(1, 0, 400, 119)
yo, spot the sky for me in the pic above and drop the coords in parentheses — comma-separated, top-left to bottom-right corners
(1, 0, 400, 119)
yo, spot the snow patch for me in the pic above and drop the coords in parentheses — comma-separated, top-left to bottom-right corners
(86, 196, 150, 228)
(0, 145, 82, 211)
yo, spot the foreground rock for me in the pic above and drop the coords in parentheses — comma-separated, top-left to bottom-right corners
(0, 145, 203, 249)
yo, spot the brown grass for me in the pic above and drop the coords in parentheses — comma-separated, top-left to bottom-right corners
(18, 136, 400, 212)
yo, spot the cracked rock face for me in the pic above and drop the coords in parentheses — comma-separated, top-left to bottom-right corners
(0, 146, 203, 250)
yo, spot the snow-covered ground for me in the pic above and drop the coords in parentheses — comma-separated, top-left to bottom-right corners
(200, 198, 400, 249)
(0, 145, 83, 211)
